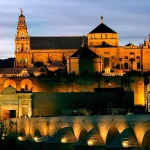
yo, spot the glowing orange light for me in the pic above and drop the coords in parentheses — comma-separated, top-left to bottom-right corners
(87, 139, 97, 146)
(122, 141, 129, 147)
(34, 136, 38, 142)
(61, 137, 67, 143)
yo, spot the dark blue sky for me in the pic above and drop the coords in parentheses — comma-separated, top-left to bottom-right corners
(0, 0, 150, 59)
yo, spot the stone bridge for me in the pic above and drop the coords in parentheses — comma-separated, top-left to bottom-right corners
(2, 115, 150, 149)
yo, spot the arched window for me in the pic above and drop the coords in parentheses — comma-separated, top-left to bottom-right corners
(124, 62, 129, 69)
(20, 79, 33, 91)
(137, 62, 140, 69)
(104, 57, 109, 68)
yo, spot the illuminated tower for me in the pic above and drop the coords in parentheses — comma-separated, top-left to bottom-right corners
(15, 9, 31, 68)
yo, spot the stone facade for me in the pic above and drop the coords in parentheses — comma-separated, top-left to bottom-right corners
(14, 10, 150, 74)
(0, 10, 150, 120)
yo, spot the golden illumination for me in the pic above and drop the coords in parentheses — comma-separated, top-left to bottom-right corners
(61, 137, 67, 143)
(18, 136, 26, 141)
(18, 136, 22, 140)
(34, 136, 38, 142)
(87, 139, 97, 146)
(122, 141, 129, 147)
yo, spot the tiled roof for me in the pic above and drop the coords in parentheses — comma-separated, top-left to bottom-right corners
(30, 36, 87, 50)
(89, 23, 117, 34)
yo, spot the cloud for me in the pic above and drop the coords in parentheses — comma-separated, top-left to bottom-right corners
(0, 0, 150, 58)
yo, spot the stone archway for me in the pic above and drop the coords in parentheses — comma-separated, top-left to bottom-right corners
(34, 129, 42, 138)
(3, 79, 16, 88)
(79, 128, 88, 141)
(123, 59, 131, 70)
(19, 128, 26, 136)
(20, 79, 33, 90)
(142, 129, 150, 150)
(106, 126, 119, 145)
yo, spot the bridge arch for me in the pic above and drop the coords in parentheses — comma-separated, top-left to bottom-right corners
(78, 128, 88, 141)
(142, 129, 150, 150)
(106, 126, 119, 145)
(18, 128, 26, 136)
(34, 129, 42, 138)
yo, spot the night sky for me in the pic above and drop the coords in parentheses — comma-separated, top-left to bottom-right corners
(0, 0, 150, 59)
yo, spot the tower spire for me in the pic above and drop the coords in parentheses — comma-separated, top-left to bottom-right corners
(20, 8, 23, 15)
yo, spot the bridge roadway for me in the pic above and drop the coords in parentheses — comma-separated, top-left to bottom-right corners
(2, 115, 150, 149)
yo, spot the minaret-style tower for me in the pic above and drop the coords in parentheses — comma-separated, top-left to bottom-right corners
(15, 9, 31, 68)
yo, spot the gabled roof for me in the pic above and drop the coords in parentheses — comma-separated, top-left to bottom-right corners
(89, 23, 117, 34)
(71, 45, 99, 58)
(30, 36, 87, 50)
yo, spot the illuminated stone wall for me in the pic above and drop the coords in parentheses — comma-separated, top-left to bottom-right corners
(0, 76, 148, 106)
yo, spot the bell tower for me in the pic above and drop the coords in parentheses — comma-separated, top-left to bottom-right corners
(15, 9, 31, 68)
